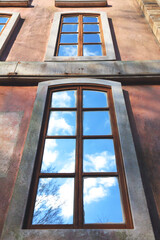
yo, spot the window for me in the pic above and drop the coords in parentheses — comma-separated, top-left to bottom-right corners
(0, 12, 20, 56)
(56, 14, 106, 57)
(2, 79, 155, 239)
(55, 0, 107, 8)
(45, 12, 116, 61)
(0, 0, 29, 7)
(25, 85, 133, 229)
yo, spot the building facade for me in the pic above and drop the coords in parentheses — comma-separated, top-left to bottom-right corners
(0, 0, 160, 239)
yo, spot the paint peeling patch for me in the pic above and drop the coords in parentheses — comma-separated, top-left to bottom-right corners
(0, 112, 23, 177)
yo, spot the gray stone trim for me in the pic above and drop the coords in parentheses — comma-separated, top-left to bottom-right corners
(44, 11, 116, 61)
(55, 0, 107, 7)
(1, 78, 155, 240)
(0, 60, 160, 85)
(0, 12, 20, 56)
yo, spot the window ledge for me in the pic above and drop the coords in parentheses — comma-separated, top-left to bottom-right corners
(55, 0, 107, 7)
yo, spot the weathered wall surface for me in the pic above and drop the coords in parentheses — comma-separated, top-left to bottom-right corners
(0, 0, 159, 61)
(0, 86, 37, 236)
(124, 85, 160, 238)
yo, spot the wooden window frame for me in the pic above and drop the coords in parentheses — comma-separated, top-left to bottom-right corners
(55, 0, 107, 7)
(0, 0, 29, 7)
(24, 84, 133, 229)
(45, 11, 116, 61)
(1, 79, 155, 240)
(56, 13, 106, 57)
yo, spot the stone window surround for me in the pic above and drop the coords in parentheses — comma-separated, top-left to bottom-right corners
(45, 11, 116, 62)
(1, 78, 155, 240)
(0, 11, 20, 56)
(55, 0, 107, 7)
(0, 0, 29, 7)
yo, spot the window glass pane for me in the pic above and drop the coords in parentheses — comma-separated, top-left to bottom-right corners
(0, 17, 8, 23)
(41, 139, 76, 173)
(83, 139, 117, 172)
(63, 16, 78, 23)
(83, 16, 98, 23)
(83, 90, 108, 108)
(47, 111, 76, 136)
(51, 90, 76, 108)
(83, 177, 123, 223)
(62, 24, 78, 32)
(83, 24, 99, 32)
(83, 44, 102, 56)
(83, 111, 111, 135)
(83, 33, 101, 43)
(60, 34, 78, 44)
(32, 178, 74, 225)
(0, 25, 4, 32)
(58, 45, 78, 56)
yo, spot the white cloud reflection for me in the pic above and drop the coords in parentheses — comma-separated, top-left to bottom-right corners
(52, 91, 72, 108)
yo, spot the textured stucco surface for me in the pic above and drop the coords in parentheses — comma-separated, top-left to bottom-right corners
(123, 85, 160, 238)
(0, 86, 37, 236)
(0, 0, 159, 61)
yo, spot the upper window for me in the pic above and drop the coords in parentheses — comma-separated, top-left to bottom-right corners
(0, 12, 20, 56)
(56, 14, 106, 57)
(24, 85, 133, 229)
(45, 12, 116, 61)
(0, 0, 29, 7)
(55, 0, 107, 7)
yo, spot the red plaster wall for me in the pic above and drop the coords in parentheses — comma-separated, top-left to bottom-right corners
(0, 0, 159, 61)
(0, 86, 37, 236)
(123, 85, 160, 236)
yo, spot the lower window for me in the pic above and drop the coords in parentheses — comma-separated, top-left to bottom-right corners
(25, 85, 133, 229)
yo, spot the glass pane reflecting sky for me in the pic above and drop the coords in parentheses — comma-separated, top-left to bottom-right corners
(83, 44, 102, 56)
(83, 16, 98, 23)
(83, 111, 111, 135)
(83, 139, 117, 172)
(51, 90, 76, 108)
(41, 139, 76, 173)
(83, 24, 99, 32)
(83, 90, 108, 108)
(60, 34, 78, 44)
(83, 34, 101, 43)
(83, 177, 123, 223)
(58, 45, 78, 56)
(0, 25, 4, 32)
(32, 178, 74, 225)
(0, 17, 8, 23)
(62, 24, 78, 32)
(63, 16, 78, 23)
(47, 111, 76, 136)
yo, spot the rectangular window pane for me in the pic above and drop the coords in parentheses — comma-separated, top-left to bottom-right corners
(83, 44, 102, 56)
(83, 111, 111, 135)
(60, 34, 78, 44)
(58, 45, 78, 56)
(63, 16, 78, 23)
(83, 16, 98, 23)
(41, 139, 76, 173)
(83, 177, 123, 223)
(0, 17, 8, 23)
(0, 25, 4, 32)
(83, 90, 108, 108)
(32, 178, 74, 225)
(62, 24, 78, 32)
(51, 90, 76, 108)
(83, 139, 117, 172)
(83, 33, 101, 43)
(83, 24, 99, 32)
(47, 111, 76, 136)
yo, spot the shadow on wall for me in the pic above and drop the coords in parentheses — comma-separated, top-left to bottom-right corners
(108, 18, 121, 61)
(123, 89, 160, 240)
(0, 18, 24, 61)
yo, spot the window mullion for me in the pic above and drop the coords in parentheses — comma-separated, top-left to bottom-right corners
(78, 14, 83, 56)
